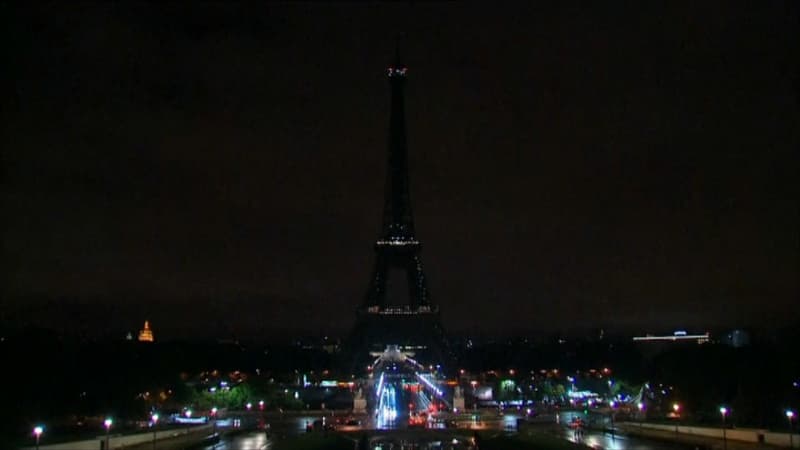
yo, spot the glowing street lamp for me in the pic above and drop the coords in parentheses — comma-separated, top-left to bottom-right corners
(720, 407, 729, 450)
(259, 400, 265, 410)
(151, 413, 159, 450)
(33, 426, 44, 450)
(637, 402, 645, 428)
(211, 407, 218, 437)
(104, 418, 113, 450)
(609, 401, 617, 437)
(673, 403, 680, 435)
(246, 402, 252, 411)
(787, 410, 795, 449)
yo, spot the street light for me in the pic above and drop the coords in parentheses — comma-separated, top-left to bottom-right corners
(211, 407, 218, 436)
(151, 413, 159, 450)
(720, 407, 728, 450)
(673, 403, 680, 436)
(33, 426, 44, 450)
(609, 401, 616, 438)
(104, 418, 113, 450)
(787, 410, 795, 449)
(637, 402, 645, 428)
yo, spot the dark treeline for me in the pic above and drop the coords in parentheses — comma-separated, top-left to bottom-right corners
(651, 339, 799, 428)
(457, 325, 798, 430)
(0, 327, 335, 441)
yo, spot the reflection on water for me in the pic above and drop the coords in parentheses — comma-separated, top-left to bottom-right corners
(564, 423, 695, 450)
(371, 436, 477, 450)
(195, 409, 696, 450)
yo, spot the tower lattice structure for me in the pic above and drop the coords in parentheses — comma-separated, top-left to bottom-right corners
(348, 55, 450, 369)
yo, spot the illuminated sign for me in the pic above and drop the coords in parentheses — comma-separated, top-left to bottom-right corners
(174, 417, 207, 424)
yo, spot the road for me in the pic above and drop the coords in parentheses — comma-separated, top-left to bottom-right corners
(192, 384, 699, 450)
(193, 427, 696, 450)
(191, 412, 698, 450)
(194, 413, 346, 450)
(564, 429, 696, 450)
(196, 432, 270, 450)
(554, 411, 696, 450)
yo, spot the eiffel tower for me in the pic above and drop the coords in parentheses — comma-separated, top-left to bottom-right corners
(346, 54, 450, 370)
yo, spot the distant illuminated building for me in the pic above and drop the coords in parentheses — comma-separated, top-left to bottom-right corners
(138, 320, 154, 342)
(632, 330, 709, 344)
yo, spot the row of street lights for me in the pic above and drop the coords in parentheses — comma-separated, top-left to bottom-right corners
(676, 405, 795, 450)
(32, 418, 113, 450)
(30, 409, 221, 450)
(149, 407, 219, 450)
(244, 400, 266, 410)
(27, 405, 795, 449)
(151, 406, 220, 450)
(631, 402, 796, 450)
(30, 405, 227, 450)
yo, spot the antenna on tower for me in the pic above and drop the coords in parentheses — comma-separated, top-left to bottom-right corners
(387, 33, 408, 78)
(394, 32, 406, 66)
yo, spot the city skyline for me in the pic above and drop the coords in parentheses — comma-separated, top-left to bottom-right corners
(3, 3, 798, 338)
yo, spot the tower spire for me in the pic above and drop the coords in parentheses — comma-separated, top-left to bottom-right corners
(394, 33, 404, 66)
(383, 44, 413, 239)
(364, 49, 429, 309)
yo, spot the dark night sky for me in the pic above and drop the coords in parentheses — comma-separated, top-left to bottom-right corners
(2, 3, 798, 338)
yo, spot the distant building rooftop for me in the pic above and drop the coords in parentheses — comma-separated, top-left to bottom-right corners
(632, 330, 709, 343)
